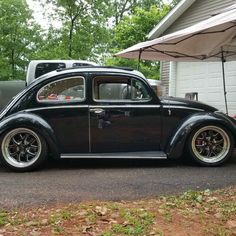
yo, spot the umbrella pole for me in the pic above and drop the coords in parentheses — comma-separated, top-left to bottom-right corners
(137, 49, 142, 70)
(221, 50, 228, 114)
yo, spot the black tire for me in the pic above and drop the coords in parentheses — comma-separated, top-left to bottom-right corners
(0, 128, 47, 172)
(187, 124, 234, 167)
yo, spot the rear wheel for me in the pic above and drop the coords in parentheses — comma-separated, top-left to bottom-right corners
(187, 125, 233, 166)
(0, 128, 47, 171)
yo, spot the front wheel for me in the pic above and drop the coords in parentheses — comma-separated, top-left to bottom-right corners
(187, 125, 234, 166)
(0, 128, 47, 171)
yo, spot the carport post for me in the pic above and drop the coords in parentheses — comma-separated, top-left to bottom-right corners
(221, 49, 228, 115)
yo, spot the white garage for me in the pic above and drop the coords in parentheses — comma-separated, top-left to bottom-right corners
(169, 61, 236, 115)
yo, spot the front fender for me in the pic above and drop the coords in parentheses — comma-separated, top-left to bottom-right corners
(166, 112, 236, 159)
(0, 112, 59, 159)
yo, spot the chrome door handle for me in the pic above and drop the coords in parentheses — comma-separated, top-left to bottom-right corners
(90, 108, 104, 114)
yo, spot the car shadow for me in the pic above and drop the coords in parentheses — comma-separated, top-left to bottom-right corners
(44, 148, 236, 170)
(43, 158, 181, 171)
(0, 149, 235, 172)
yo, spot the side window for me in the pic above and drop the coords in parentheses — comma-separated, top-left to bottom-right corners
(37, 77, 85, 102)
(73, 63, 91, 67)
(93, 76, 151, 101)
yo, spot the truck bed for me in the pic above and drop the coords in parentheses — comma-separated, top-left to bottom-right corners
(0, 81, 25, 111)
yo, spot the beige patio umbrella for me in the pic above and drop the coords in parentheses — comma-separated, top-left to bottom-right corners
(116, 8, 236, 113)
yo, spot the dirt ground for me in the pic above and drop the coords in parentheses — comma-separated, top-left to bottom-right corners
(0, 187, 235, 236)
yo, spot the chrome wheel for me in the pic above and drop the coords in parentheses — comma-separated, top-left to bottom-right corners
(191, 126, 230, 164)
(1, 128, 42, 169)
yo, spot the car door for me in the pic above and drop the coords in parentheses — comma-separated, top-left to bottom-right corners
(35, 75, 89, 154)
(89, 74, 162, 153)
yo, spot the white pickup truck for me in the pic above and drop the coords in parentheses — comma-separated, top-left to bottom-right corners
(0, 60, 98, 110)
(25, 60, 97, 85)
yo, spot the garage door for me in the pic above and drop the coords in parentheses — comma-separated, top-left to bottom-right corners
(173, 61, 236, 116)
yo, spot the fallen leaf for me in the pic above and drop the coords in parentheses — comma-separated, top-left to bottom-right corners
(207, 197, 218, 202)
(41, 219, 48, 225)
(196, 203, 201, 208)
(226, 220, 236, 229)
(214, 213, 223, 219)
(25, 221, 38, 227)
(95, 206, 108, 216)
(109, 219, 118, 224)
(190, 209, 200, 214)
(82, 225, 92, 233)
(78, 210, 87, 216)
(122, 221, 132, 226)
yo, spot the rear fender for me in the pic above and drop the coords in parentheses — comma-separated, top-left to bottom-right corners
(0, 112, 59, 159)
(166, 112, 236, 159)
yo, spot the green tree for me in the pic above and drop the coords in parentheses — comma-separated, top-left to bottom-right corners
(33, 0, 175, 67)
(43, 0, 111, 60)
(31, 27, 69, 60)
(40, 0, 166, 62)
(107, 5, 170, 79)
(0, 0, 42, 80)
(110, 0, 166, 26)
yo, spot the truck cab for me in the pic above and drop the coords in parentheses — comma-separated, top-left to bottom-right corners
(26, 60, 98, 85)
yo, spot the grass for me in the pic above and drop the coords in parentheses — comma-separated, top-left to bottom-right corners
(0, 187, 235, 235)
(111, 208, 154, 235)
(0, 210, 9, 226)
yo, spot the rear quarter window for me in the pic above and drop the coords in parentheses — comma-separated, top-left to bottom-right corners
(37, 77, 85, 103)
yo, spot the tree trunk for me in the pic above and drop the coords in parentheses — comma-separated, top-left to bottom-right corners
(11, 49, 15, 80)
(68, 13, 79, 58)
(68, 19, 74, 58)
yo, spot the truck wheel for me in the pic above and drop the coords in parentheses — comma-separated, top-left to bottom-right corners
(187, 125, 234, 166)
(0, 128, 47, 171)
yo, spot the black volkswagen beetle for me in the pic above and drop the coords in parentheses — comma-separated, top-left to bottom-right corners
(0, 67, 235, 171)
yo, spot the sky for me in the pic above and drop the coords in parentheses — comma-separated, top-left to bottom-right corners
(26, 0, 62, 30)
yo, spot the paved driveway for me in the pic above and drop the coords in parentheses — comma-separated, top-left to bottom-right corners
(0, 152, 236, 208)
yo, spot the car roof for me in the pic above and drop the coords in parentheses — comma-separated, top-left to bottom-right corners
(32, 66, 147, 85)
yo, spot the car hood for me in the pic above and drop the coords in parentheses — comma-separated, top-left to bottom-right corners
(160, 96, 218, 112)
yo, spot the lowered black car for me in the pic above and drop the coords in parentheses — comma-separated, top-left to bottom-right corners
(0, 67, 235, 171)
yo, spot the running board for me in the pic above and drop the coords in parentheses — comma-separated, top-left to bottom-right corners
(60, 151, 167, 159)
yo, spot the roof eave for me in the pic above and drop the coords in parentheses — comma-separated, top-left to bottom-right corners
(148, 0, 196, 39)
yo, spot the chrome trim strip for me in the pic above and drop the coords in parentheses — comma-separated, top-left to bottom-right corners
(60, 154, 167, 159)
(11, 104, 202, 114)
(162, 105, 204, 111)
(93, 99, 152, 103)
(24, 105, 161, 113)
(24, 105, 89, 112)
(89, 105, 161, 109)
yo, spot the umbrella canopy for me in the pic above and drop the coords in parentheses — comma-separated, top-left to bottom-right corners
(116, 8, 236, 62)
(116, 6, 236, 114)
